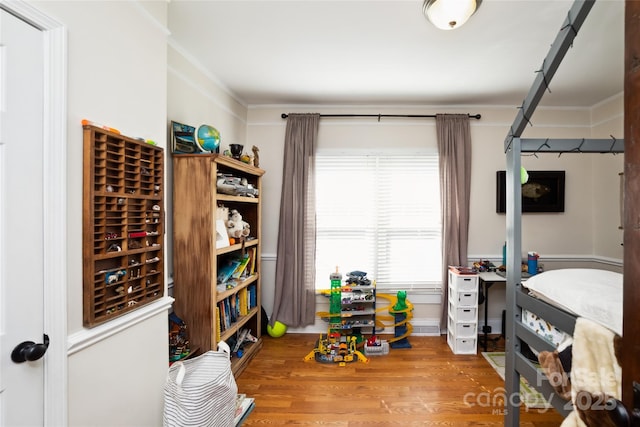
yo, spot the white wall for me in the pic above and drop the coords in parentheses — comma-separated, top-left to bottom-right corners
(67, 314, 168, 426)
(591, 94, 625, 258)
(166, 42, 249, 282)
(32, 1, 171, 425)
(163, 32, 624, 338)
(246, 100, 624, 333)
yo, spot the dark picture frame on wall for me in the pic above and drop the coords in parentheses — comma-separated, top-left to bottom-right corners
(496, 170, 565, 213)
(170, 120, 200, 154)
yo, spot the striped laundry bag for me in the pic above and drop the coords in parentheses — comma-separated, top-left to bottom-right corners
(163, 341, 237, 427)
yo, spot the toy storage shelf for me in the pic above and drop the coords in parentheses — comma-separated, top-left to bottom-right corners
(172, 154, 265, 377)
(339, 283, 376, 336)
(82, 125, 165, 328)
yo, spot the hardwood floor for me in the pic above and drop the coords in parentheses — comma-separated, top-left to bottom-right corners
(236, 333, 564, 426)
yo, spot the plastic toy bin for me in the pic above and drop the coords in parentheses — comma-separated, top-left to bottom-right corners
(448, 302, 477, 322)
(447, 315, 477, 338)
(364, 340, 389, 356)
(448, 271, 478, 292)
(448, 287, 477, 307)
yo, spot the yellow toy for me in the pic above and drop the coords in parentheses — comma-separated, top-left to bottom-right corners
(304, 268, 369, 365)
(317, 290, 415, 344)
(303, 332, 369, 364)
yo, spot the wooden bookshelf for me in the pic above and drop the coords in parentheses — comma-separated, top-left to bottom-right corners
(172, 154, 264, 376)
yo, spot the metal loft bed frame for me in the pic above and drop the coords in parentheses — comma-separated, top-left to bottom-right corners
(502, 1, 625, 426)
(504, 137, 623, 426)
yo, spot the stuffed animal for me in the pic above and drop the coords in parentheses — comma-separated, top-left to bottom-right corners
(538, 350, 571, 401)
(226, 209, 250, 239)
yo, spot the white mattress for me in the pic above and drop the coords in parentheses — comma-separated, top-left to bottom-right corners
(521, 268, 623, 336)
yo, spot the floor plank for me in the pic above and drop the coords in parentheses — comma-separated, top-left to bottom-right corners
(235, 334, 564, 426)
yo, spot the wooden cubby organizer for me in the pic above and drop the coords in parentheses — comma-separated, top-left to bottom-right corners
(82, 125, 165, 327)
(172, 154, 264, 376)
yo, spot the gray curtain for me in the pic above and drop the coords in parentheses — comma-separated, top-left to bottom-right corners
(270, 113, 320, 328)
(436, 114, 472, 330)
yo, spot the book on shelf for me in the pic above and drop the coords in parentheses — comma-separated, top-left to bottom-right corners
(218, 300, 231, 331)
(239, 288, 249, 316)
(215, 306, 221, 343)
(230, 295, 237, 323)
(219, 294, 245, 332)
(225, 298, 233, 325)
(247, 247, 257, 275)
(248, 284, 257, 309)
(232, 253, 251, 279)
(218, 259, 241, 284)
(448, 265, 478, 275)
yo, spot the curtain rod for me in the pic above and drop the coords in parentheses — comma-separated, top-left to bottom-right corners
(281, 113, 481, 120)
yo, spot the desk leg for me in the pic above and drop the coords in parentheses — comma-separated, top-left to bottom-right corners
(483, 281, 489, 352)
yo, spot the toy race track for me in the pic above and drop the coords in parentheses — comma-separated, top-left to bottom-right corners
(315, 290, 414, 345)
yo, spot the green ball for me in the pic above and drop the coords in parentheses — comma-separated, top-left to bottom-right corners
(521, 167, 529, 184)
(267, 321, 287, 338)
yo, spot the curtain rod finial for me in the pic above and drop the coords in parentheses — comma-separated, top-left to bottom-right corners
(281, 113, 288, 119)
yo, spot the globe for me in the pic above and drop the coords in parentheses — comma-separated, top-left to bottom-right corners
(196, 125, 220, 153)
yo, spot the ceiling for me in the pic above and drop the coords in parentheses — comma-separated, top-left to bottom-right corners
(167, 0, 624, 108)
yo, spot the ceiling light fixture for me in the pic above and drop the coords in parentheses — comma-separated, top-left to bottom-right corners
(423, 0, 482, 30)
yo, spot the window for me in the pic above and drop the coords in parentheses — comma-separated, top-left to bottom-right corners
(315, 153, 442, 291)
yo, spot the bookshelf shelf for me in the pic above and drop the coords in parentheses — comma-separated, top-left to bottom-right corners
(217, 274, 259, 302)
(220, 306, 261, 342)
(172, 154, 264, 376)
(217, 239, 259, 256)
(217, 194, 260, 204)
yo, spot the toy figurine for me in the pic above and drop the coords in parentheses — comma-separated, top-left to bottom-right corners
(391, 290, 412, 349)
(252, 145, 260, 167)
(393, 290, 408, 311)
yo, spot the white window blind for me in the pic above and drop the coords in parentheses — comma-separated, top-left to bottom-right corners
(315, 154, 442, 291)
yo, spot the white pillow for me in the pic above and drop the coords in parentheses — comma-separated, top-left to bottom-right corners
(522, 268, 622, 336)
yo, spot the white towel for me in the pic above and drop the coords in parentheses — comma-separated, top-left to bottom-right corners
(560, 317, 621, 427)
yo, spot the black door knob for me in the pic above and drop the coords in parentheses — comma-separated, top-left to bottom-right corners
(11, 334, 49, 363)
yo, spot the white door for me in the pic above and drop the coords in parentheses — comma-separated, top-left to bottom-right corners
(0, 9, 46, 426)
